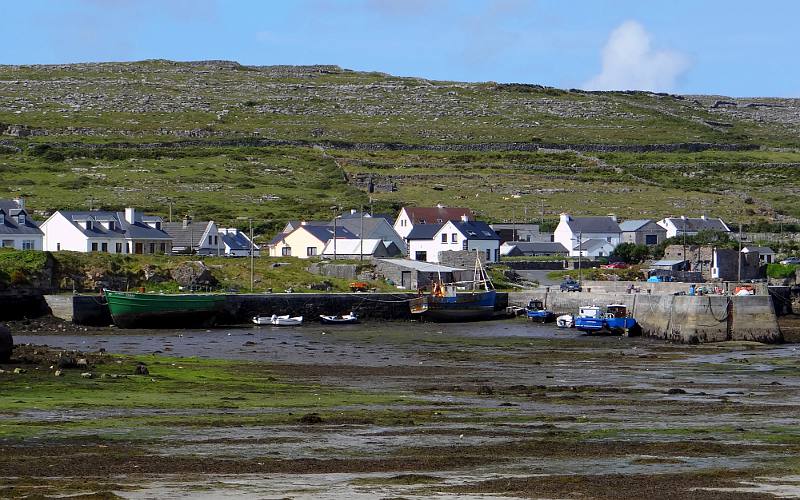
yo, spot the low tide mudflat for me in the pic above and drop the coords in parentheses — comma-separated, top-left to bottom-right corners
(3, 320, 800, 499)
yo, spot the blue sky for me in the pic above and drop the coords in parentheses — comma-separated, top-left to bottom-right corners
(1, 0, 797, 96)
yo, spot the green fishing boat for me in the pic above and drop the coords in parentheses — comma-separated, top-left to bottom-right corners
(104, 289, 226, 329)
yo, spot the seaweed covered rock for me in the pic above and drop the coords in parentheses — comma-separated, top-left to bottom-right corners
(171, 261, 218, 288)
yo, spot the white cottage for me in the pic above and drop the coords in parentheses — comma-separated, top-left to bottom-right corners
(657, 216, 731, 239)
(554, 214, 621, 257)
(0, 198, 43, 250)
(40, 208, 172, 254)
(406, 219, 500, 263)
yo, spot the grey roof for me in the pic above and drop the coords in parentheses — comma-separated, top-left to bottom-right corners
(378, 258, 464, 273)
(490, 223, 540, 231)
(564, 216, 621, 234)
(619, 219, 652, 232)
(221, 230, 258, 251)
(303, 225, 356, 242)
(451, 220, 501, 240)
(0, 202, 43, 236)
(652, 259, 687, 266)
(162, 221, 213, 248)
(406, 223, 444, 240)
(268, 232, 289, 246)
(662, 217, 730, 233)
(59, 211, 171, 240)
(284, 220, 328, 232)
(334, 217, 404, 249)
(505, 242, 568, 253)
(742, 246, 774, 254)
(574, 238, 614, 251)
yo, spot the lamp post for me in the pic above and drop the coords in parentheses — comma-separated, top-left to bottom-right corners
(237, 216, 255, 292)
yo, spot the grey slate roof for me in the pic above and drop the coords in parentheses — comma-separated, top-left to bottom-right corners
(0, 201, 43, 236)
(565, 216, 621, 234)
(221, 230, 258, 251)
(619, 219, 652, 232)
(162, 221, 213, 248)
(303, 225, 356, 242)
(506, 242, 568, 254)
(574, 238, 614, 252)
(334, 217, 404, 249)
(406, 223, 444, 240)
(743, 246, 774, 254)
(60, 211, 171, 240)
(378, 259, 464, 273)
(662, 217, 730, 233)
(452, 220, 501, 240)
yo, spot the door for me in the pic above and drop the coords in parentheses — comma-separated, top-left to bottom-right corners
(401, 271, 411, 289)
(134, 242, 143, 254)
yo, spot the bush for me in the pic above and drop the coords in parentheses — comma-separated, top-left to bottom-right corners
(767, 263, 798, 279)
(10, 270, 28, 285)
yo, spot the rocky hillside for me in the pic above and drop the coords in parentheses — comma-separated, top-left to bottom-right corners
(1, 60, 799, 232)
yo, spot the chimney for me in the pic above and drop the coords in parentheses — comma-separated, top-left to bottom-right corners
(608, 213, 617, 223)
(350, 209, 357, 215)
(182, 214, 192, 228)
(13, 197, 24, 209)
(124, 207, 137, 224)
(559, 213, 570, 224)
(460, 214, 469, 222)
(436, 203, 444, 208)
(700, 215, 707, 220)
(300, 220, 307, 226)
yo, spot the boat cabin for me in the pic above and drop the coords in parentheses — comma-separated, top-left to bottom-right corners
(527, 299, 545, 311)
(578, 306, 603, 319)
(606, 304, 629, 319)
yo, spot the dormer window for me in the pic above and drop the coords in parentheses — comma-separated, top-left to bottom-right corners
(85, 221, 93, 230)
(0, 213, 4, 224)
(155, 221, 162, 230)
(17, 214, 25, 225)
(108, 221, 115, 231)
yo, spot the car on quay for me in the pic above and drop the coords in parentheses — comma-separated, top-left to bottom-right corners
(780, 257, 800, 265)
(560, 279, 582, 292)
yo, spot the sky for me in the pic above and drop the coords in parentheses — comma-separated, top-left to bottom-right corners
(1, 0, 797, 97)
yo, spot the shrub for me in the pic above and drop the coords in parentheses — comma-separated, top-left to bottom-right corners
(10, 270, 28, 285)
(767, 263, 798, 279)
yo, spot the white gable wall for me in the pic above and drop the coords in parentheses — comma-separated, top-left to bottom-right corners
(393, 208, 414, 239)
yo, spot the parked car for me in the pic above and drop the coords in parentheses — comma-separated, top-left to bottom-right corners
(560, 279, 582, 292)
(780, 257, 800, 265)
(601, 262, 628, 269)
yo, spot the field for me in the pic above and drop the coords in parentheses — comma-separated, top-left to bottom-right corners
(2, 60, 800, 239)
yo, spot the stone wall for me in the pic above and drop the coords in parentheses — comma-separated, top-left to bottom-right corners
(0, 291, 50, 320)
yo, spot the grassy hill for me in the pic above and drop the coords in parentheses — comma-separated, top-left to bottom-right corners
(2, 60, 799, 237)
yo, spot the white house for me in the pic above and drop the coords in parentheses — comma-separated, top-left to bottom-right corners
(321, 238, 401, 259)
(0, 198, 43, 250)
(574, 239, 617, 258)
(40, 208, 172, 254)
(218, 227, 260, 257)
(406, 220, 500, 263)
(554, 214, 621, 257)
(741, 246, 775, 264)
(394, 205, 473, 240)
(657, 216, 731, 239)
(162, 216, 221, 255)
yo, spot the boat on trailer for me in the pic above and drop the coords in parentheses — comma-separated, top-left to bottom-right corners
(526, 299, 555, 323)
(410, 252, 496, 322)
(319, 312, 359, 324)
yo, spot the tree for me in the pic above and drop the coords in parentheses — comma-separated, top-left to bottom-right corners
(610, 243, 650, 264)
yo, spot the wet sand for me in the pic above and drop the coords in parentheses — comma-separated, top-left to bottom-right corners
(4, 319, 800, 499)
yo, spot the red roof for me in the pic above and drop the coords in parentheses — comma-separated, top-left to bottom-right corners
(403, 207, 473, 224)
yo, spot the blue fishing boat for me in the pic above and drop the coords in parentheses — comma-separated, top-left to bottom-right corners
(574, 305, 605, 333)
(410, 252, 496, 322)
(603, 304, 638, 335)
(526, 299, 555, 323)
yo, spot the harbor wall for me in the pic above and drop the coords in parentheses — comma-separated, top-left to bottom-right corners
(0, 291, 50, 320)
(508, 291, 782, 344)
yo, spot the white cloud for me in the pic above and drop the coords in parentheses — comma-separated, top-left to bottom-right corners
(583, 20, 689, 92)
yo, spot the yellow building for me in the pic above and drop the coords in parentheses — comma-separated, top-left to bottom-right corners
(269, 225, 356, 258)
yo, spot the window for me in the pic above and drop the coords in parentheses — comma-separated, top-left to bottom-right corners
(486, 249, 491, 261)
(86, 221, 93, 230)
(116, 243, 123, 253)
(0, 213, 4, 224)
(462, 241, 467, 250)
(441, 233, 447, 243)
(160, 243, 166, 253)
(307, 246, 317, 256)
(101, 242, 108, 252)
(155, 221, 162, 230)
(1, 240, 12, 248)
(56, 243, 61, 251)
(22, 240, 34, 250)
(149, 243, 156, 254)
(415, 251, 427, 261)
(91, 242, 98, 252)
(108, 221, 115, 231)
(17, 214, 25, 225)
(494, 249, 499, 261)
(645, 234, 658, 245)
(451, 233, 457, 243)
(282, 247, 292, 256)
(208, 235, 213, 245)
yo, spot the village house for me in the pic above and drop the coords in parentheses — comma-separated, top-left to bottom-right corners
(657, 215, 731, 239)
(321, 238, 401, 259)
(500, 241, 568, 257)
(334, 211, 406, 255)
(489, 223, 546, 243)
(217, 228, 259, 257)
(663, 244, 763, 281)
(554, 213, 621, 257)
(741, 246, 776, 264)
(268, 224, 356, 258)
(406, 219, 500, 263)
(393, 205, 473, 240)
(162, 216, 222, 255)
(0, 198, 43, 250)
(619, 219, 667, 246)
(40, 208, 172, 254)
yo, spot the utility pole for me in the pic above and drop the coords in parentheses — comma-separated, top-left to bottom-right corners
(359, 205, 364, 261)
(332, 207, 338, 260)
(578, 231, 583, 284)
(737, 220, 743, 285)
(540, 199, 545, 226)
(249, 218, 254, 292)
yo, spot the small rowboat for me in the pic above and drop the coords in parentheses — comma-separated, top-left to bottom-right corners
(319, 312, 359, 324)
(253, 314, 303, 326)
(556, 314, 574, 328)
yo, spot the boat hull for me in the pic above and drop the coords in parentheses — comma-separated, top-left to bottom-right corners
(526, 310, 555, 323)
(104, 290, 225, 329)
(575, 316, 605, 332)
(411, 290, 496, 322)
(320, 315, 359, 324)
(605, 317, 638, 334)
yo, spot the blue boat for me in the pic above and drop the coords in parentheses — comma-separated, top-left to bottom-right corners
(526, 299, 555, 323)
(410, 253, 496, 322)
(603, 304, 638, 335)
(574, 305, 605, 332)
